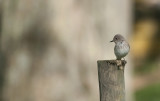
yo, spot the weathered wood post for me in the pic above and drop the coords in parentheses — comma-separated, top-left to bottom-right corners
(97, 60, 127, 101)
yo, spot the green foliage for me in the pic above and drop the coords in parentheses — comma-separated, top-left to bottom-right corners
(135, 83, 160, 101)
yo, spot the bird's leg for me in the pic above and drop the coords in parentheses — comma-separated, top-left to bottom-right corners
(123, 58, 125, 61)
(122, 57, 127, 66)
(116, 60, 123, 70)
(117, 58, 126, 70)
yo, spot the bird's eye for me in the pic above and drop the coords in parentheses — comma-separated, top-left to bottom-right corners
(115, 38, 118, 40)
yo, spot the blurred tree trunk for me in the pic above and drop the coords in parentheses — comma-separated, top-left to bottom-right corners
(1, 0, 132, 101)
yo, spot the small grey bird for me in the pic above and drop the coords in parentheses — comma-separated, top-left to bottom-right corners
(110, 34, 130, 60)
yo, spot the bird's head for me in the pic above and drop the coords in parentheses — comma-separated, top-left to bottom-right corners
(110, 34, 125, 44)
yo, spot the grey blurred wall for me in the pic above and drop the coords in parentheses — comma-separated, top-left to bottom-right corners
(0, 0, 132, 101)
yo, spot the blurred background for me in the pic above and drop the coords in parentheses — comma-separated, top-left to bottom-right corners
(0, 0, 160, 101)
(133, 0, 160, 101)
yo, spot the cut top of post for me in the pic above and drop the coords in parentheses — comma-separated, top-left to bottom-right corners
(97, 60, 127, 70)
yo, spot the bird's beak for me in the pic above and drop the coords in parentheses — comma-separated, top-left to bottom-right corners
(110, 40, 113, 42)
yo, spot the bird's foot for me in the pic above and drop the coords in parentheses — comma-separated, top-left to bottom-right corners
(116, 59, 127, 70)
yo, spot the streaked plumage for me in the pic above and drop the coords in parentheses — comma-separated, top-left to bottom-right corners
(110, 34, 130, 60)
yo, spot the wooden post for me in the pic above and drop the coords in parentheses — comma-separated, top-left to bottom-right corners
(97, 60, 127, 101)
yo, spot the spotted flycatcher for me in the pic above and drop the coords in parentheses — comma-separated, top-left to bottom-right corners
(110, 34, 130, 60)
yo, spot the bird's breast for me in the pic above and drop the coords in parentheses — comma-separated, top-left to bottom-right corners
(114, 41, 130, 58)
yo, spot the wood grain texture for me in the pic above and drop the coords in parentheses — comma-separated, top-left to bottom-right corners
(97, 60, 126, 101)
